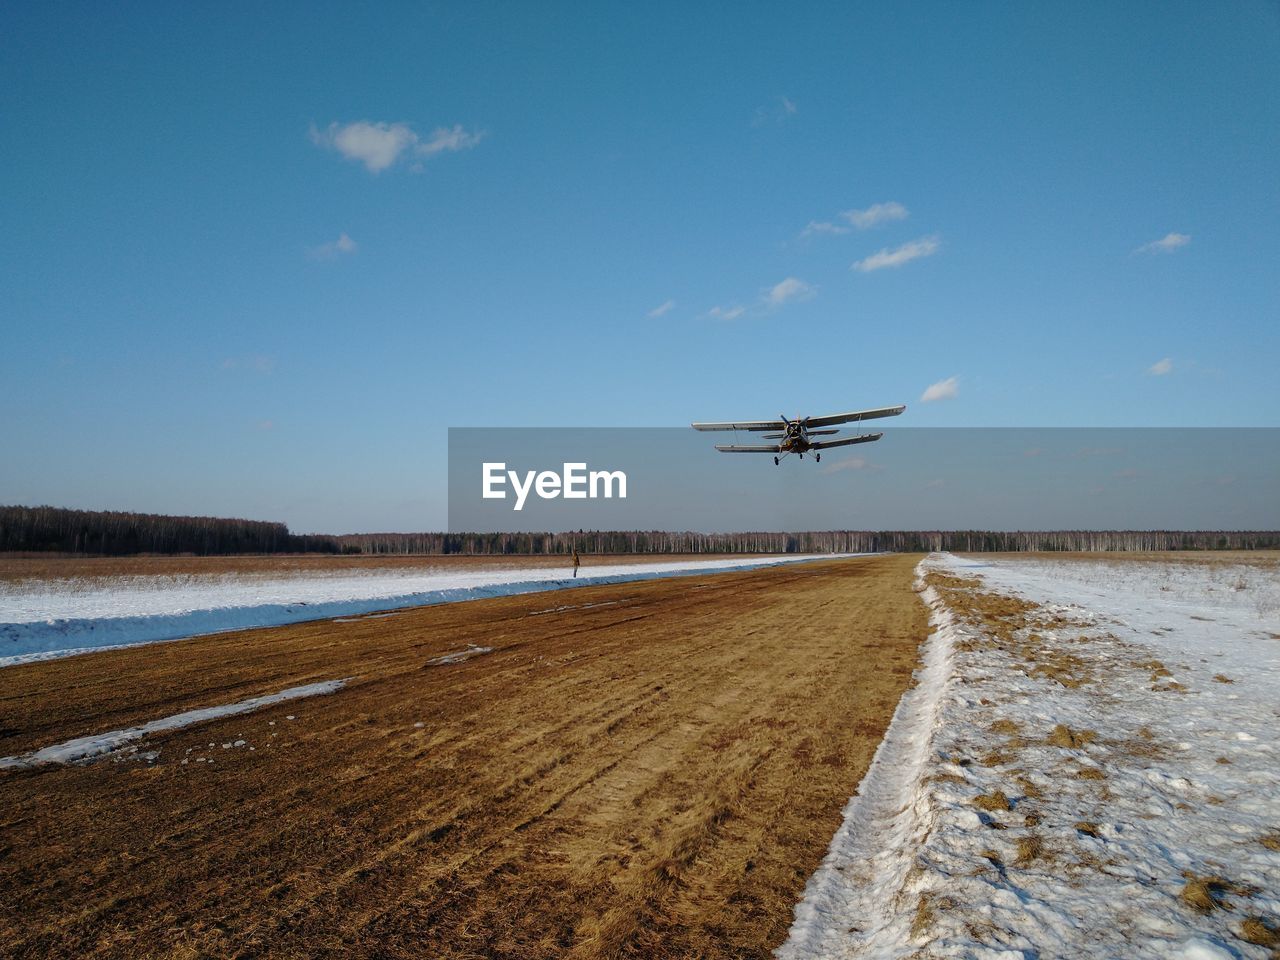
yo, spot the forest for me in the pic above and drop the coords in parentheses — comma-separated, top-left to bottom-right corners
(3, 506, 1278, 556)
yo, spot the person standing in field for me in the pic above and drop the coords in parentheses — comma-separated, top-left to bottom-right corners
(572, 548, 580, 578)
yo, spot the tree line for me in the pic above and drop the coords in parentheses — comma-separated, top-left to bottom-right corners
(3, 506, 1278, 556)
(0, 505, 340, 556)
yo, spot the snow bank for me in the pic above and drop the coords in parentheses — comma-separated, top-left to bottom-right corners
(0, 554, 852, 667)
(780, 553, 1280, 959)
(779, 567, 958, 958)
(0, 679, 346, 769)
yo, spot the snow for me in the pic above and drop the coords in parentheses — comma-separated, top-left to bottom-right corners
(0, 679, 346, 769)
(780, 553, 1280, 959)
(0, 554, 853, 666)
(426, 644, 493, 666)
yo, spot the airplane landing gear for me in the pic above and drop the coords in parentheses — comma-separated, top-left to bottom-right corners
(773, 456, 779, 466)
(816, 453, 821, 462)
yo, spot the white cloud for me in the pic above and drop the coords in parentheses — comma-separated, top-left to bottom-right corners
(1135, 232, 1190, 254)
(853, 235, 940, 272)
(766, 276, 814, 306)
(417, 124, 485, 156)
(843, 201, 909, 230)
(800, 220, 850, 238)
(708, 304, 746, 320)
(647, 299, 676, 318)
(1148, 357, 1173, 376)
(311, 120, 483, 173)
(752, 96, 797, 127)
(308, 232, 357, 260)
(920, 376, 958, 402)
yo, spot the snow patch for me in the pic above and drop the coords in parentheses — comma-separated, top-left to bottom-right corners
(425, 645, 493, 666)
(0, 554, 856, 666)
(0, 679, 346, 769)
(781, 553, 1280, 959)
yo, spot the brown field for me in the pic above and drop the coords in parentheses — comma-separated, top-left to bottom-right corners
(0, 553, 927, 959)
(0, 552, 771, 586)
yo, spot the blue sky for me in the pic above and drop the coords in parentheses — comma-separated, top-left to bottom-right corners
(2, 2, 1277, 532)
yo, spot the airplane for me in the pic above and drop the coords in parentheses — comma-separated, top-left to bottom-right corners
(691, 404, 906, 465)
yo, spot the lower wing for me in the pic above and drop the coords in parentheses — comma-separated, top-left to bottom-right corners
(713, 444, 782, 453)
(811, 432, 883, 450)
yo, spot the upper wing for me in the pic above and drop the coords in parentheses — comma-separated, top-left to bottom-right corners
(691, 419, 787, 432)
(804, 405, 905, 429)
(811, 432, 883, 450)
(714, 443, 782, 453)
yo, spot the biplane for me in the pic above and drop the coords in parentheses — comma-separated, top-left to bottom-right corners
(691, 405, 905, 464)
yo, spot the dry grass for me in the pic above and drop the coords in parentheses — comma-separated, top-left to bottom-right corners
(1014, 835, 1045, 865)
(1179, 872, 1258, 914)
(0, 554, 929, 959)
(911, 893, 960, 939)
(973, 790, 1012, 812)
(1239, 916, 1280, 948)
(1047, 724, 1096, 750)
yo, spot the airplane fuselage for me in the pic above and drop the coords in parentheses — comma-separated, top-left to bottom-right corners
(781, 423, 810, 453)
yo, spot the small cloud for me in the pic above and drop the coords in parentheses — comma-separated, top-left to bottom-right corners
(257, 419, 275, 431)
(766, 276, 814, 307)
(800, 220, 850, 238)
(924, 478, 945, 489)
(311, 120, 483, 173)
(920, 376, 958, 403)
(1135, 232, 1191, 254)
(752, 96, 797, 127)
(1024, 447, 1044, 458)
(842, 201, 909, 230)
(647, 299, 676, 318)
(1148, 357, 1173, 376)
(416, 124, 485, 157)
(308, 232, 357, 260)
(853, 235, 940, 272)
(821, 456, 879, 475)
(708, 304, 746, 321)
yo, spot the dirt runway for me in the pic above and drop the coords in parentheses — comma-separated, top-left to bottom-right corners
(0, 554, 927, 959)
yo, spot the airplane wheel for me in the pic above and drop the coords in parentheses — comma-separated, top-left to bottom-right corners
(816, 453, 821, 462)
(799, 453, 804, 459)
(773, 456, 779, 465)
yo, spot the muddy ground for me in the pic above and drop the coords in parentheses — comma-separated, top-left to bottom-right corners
(0, 553, 927, 959)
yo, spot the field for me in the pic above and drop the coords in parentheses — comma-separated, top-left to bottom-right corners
(3, 550, 1277, 959)
(782, 551, 1280, 959)
(0, 553, 927, 958)
(0, 553, 833, 665)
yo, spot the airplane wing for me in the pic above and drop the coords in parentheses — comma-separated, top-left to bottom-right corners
(691, 419, 787, 432)
(811, 432, 884, 450)
(713, 443, 783, 453)
(804, 405, 906, 429)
